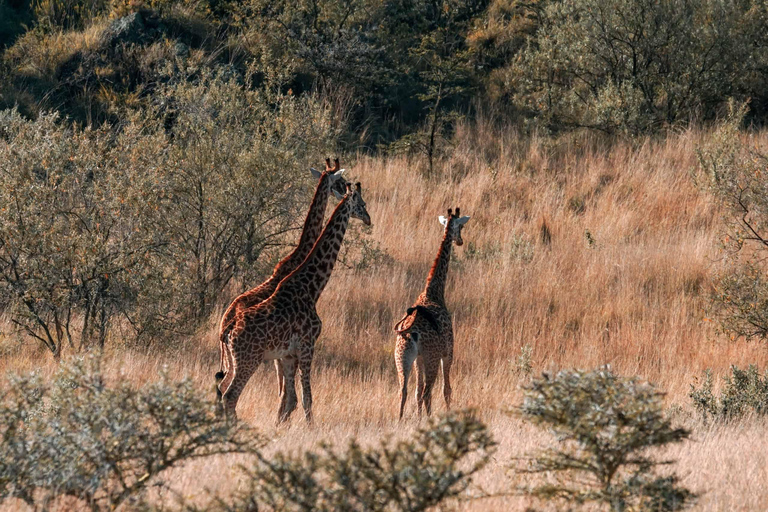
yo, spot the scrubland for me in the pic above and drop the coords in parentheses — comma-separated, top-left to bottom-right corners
(3, 120, 768, 510)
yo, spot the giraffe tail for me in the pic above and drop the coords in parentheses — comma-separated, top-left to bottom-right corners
(394, 305, 440, 334)
(215, 371, 225, 400)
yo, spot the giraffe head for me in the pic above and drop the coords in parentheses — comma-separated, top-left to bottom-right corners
(438, 207, 470, 246)
(334, 181, 372, 226)
(309, 157, 347, 196)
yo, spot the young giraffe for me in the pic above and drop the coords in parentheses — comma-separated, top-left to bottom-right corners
(394, 208, 470, 419)
(215, 159, 347, 407)
(221, 182, 372, 422)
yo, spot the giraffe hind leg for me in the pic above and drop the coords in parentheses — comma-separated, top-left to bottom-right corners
(395, 333, 418, 420)
(421, 357, 440, 417)
(441, 351, 453, 410)
(415, 355, 425, 418)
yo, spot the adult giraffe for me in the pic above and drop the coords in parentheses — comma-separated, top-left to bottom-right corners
(221, 182, 371, 422)
(394, 208, 470, 419)
(215, 159, 346, 407)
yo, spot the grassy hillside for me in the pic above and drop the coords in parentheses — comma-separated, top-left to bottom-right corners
(3, 119, 768, 510)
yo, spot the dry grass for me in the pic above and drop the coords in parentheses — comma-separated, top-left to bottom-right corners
(2, 121, 768, 510)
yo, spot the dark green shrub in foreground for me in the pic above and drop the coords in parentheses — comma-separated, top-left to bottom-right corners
(690, 365, 768, 422)
(0, 356, 263, 511)
(199, 410, 495, 512)
(515, 368, 694, 511)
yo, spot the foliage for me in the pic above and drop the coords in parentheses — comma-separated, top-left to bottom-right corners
(386, 0, 485, 174)
(508, 0, 768, 133)
(200, 410, 495, 512)
(0, 109, 165, 355)
(0, 355, 264, 511)
(696, 101, 768, 340)
(690, 365, 768, 422)
(0, 72, 345, 354)
(515, 368, 694, 511)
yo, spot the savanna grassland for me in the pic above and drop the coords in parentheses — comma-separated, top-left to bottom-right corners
(3, 119, 768, 510)
(4, 0, 768, 509)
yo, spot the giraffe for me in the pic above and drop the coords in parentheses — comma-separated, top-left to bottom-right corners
(215, 159, 347, 408)
(393, 207, 470, 420)
(220, 182, 372, 422)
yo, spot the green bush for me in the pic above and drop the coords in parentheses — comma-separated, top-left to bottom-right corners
(508, 0, 768, 133)
(696, 101, 768, 340)
(690, 365, 768, 422)
(0, 71, 346, 354)
(515, 368, 694, 511)
(0, 356, 263, 511)
(199, 410, 495, 512)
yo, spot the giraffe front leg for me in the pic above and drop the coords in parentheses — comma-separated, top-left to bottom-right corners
(278, 356, 298, 424)
(298, 346, 315, 424)
(216, 340, 234, 416)
(395, 334, 418, 420)
(221, 361, 256, 422)
(275, 359, 285, 411)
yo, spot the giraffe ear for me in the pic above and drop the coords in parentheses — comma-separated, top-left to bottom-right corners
(439, 215, 448, 227)
(310, 167, 322, 179)
(333, 188, 345, 200)
(331, 169, 346, 180)
(455, 215, 470, 226)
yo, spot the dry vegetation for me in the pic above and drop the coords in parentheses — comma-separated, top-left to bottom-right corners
(3, 119, 768, 510)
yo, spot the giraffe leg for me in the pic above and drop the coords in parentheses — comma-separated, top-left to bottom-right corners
(421, 357, 440, 417)
(415, 356, 425, 418)
(221, 339, 259, 420)
(441, 350, 453, 410)
(276, 359, 286, 420)
(395, 334, 418, 420)
(278, 357, 298, 424)
(298, 348, 315, 424)
(215, 328, 230, 402)
(217, 339, 235, 414)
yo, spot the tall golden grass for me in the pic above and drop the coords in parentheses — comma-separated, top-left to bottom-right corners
(2, 119, 768, 510)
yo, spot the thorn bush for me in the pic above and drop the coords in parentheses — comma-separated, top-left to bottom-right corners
(515, 368, 695, 512)
(0, 355, 264, 511)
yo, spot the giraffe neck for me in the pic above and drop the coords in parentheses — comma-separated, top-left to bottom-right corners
(270, 172, 333, 280)
(423, 226, 452, 302)
(284, 197, 351, 304)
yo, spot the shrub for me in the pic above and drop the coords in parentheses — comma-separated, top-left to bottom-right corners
(200, 410, 495, 512)
(508, 0, 768, 133)
(690, 365, 768, 422)
(0, 71, 347, 354)
(514, 368, 694, 511)
(696, 101, 768, 340)
(0, 356, 263, 511)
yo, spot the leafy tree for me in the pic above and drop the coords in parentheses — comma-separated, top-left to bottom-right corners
(386, 0, 486, 173)
(696, 101, 768, 340)
(508, 0, 768, 133)
(0, 71, 347, 354)
(514, 368, 694, 511)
